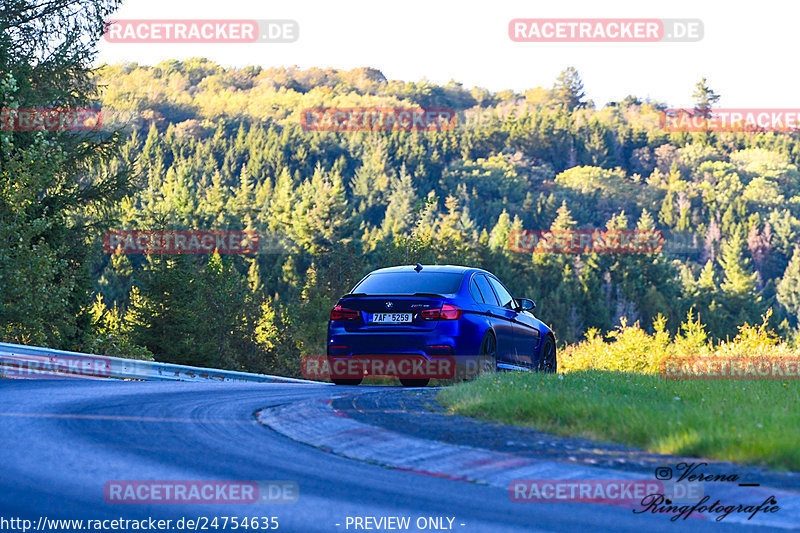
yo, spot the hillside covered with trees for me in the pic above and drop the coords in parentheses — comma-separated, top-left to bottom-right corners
(6, 39, 800, 375)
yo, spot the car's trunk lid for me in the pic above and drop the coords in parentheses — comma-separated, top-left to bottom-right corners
(336, 294, 446, 332)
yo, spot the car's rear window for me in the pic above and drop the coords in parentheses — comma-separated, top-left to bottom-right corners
(352, 272, 464, 295)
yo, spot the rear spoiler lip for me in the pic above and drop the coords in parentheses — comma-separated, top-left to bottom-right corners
(340, 292, 449, 299)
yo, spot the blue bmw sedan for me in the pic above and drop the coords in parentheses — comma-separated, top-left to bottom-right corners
(326, 264, 556, 386)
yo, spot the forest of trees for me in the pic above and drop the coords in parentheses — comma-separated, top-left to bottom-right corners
(5, 2, 800, 377)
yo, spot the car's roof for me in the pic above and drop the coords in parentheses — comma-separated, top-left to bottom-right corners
(369, 265, 490, 275)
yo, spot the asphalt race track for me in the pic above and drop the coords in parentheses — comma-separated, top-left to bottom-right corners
(0, 380, 789, 532)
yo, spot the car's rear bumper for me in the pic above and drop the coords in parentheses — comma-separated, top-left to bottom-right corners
(327, 328, 485, 358)
(327, 320, 490, 380)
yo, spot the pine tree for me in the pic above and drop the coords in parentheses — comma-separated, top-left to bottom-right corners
(720, 229, 758, 297)
(437, 196, 469, 259)
(1, 0, 132, 346)
(269, 167, 297, 235)
(698, 261, 716, 291)
(201, 169, 229, 224)
(381, 167, 417, 236)
(658, 191, 676, 227)
(716, 228, 761, 335)
(692, 77, 721, 118)
(636, 209, 656, 230)
(142, 123, 166, 178)
(253, 176, 274, 226)
(777, 247, 800, 327)
(232, 163, 256, 222)
(550, 67, 586, 111)
(605, 211, 629, 230)
(488, 210, 512, 251)
(551, 201, 577, 230)
(291, 164, 354, 254)
(127, 255, 200, 366)
(193, 253, 258, 371)
(351, 138, 391, 224)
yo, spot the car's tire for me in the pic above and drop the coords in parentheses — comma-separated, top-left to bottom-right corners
(536, 334, 557, 373)
(328, 356, 362, 385)
(478, 331, 497, 376)
(331, 378, 362, 386)
(400, 378, 430, 387)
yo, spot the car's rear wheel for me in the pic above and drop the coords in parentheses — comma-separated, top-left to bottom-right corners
(328, 355, 363, 385)
(399, 378, 429, 387)
(536, 335, 557, 373)
(479, 331, 497, 376)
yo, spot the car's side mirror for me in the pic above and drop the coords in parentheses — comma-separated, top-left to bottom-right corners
(515, 298, 535, 312)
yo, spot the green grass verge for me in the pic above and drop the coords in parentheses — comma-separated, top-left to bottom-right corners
(437, 370, 800, 471)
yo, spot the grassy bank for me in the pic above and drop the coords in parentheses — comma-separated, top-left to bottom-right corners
(439, 370, 800, 470)
(438, 312, 800, 470)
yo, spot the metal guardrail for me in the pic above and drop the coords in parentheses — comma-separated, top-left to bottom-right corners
(0, 342, 328, 385)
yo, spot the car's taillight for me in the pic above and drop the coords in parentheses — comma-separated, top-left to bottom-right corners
(330, 305, 359, 320)
(420, 304, 462, 320)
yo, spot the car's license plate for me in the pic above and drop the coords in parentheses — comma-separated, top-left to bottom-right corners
(370, 313, 412, 324)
